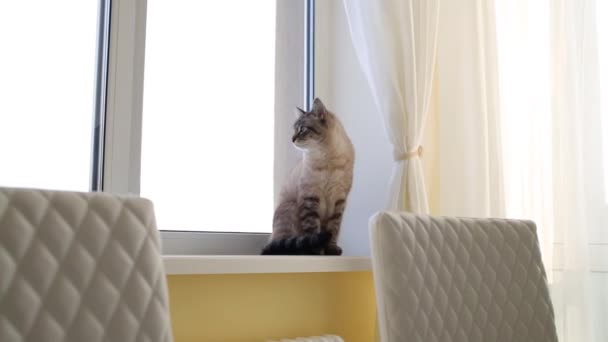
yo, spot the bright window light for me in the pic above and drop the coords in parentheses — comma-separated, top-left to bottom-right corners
(141, 1, 276, 232)
(0, 1, 98, 191)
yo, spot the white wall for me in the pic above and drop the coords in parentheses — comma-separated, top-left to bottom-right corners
(315, 1, 393, 256)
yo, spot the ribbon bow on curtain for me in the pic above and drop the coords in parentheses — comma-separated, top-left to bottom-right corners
(343, 0, 440, 213)
(395, 146, 424, 161)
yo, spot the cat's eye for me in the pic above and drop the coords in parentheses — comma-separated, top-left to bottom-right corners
(300, 127, 308, 134)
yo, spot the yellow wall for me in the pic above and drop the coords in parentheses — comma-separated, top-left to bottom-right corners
(167, 272, 376, 342)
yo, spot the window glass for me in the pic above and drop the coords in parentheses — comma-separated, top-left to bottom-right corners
(141, 1, 276, 232)
(0, 1, 98, 191)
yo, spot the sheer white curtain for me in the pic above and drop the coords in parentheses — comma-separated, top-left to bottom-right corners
(343, 0, 440, 213)
(548, 1, 605, 340)
(436, 0, 505, 219)
(494, 0, 606, 340)
(344, 0, 605, 338)
(494, 0, 555, 280)
(437, 0, 605, 340)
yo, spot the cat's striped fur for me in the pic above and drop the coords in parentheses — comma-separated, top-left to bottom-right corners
(262, 98, 354, 255)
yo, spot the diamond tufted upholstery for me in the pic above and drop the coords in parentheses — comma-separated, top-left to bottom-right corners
(370, 212, 558, 342)
(0, 187, 173, 342)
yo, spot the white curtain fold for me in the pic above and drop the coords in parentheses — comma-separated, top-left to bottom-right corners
(436, 0, 506, 219)
(343, 0, 440, 213)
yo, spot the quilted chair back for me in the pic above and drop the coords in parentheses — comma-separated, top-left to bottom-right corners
(370, 212, 558, 342)
(0, 188, 173, 342)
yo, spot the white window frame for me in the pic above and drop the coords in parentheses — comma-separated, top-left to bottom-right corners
(96, 0, 315, 254)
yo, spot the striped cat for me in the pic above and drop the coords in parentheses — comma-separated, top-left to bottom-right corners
(262, 98, 354, 255)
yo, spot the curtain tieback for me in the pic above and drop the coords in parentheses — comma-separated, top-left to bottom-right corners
(395, 146, 423, 161)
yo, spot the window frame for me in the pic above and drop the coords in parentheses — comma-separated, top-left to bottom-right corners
(91, 0, 111, 192)
(96, 0, 315, 254)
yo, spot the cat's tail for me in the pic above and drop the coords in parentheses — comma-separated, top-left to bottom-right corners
(260, 232, 331, 255)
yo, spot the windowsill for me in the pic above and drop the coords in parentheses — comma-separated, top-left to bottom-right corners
(163, 255, 372, 275)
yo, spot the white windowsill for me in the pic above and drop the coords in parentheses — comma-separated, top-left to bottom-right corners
(163, 255, 372, 275)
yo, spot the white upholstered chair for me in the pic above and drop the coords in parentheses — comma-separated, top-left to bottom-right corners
(370, 212, 558, 342)
(0, 187, 173, 342)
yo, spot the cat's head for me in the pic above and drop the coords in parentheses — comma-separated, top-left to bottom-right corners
(292, 98, 330, 151)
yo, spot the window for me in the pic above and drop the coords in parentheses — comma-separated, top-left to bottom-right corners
(0, 0, 313, 253)
(140, 1, 276, 232)
(0, 0, 100, 191)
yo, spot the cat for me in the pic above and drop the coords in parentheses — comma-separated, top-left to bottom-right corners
(261, 98, 354, 255)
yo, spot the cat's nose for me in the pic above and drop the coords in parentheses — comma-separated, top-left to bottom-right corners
(292, 134, 298, 143)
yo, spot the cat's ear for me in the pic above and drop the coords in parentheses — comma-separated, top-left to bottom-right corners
(295, 106, 306, 117)
(312, 98, 328, 120)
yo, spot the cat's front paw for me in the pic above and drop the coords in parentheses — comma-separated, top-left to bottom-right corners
(324, 244, 343, 256)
